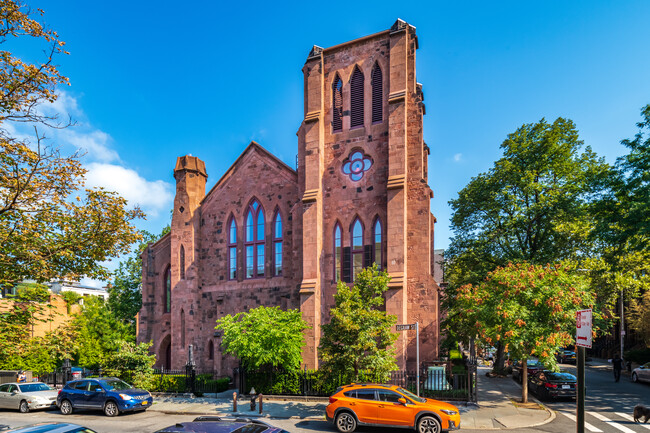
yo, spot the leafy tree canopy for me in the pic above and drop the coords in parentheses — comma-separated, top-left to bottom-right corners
(216, 305, 309, 371)
(319, 265, 398, 383)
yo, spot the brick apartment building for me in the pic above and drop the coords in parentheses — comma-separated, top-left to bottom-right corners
(137, 19, 440, 374)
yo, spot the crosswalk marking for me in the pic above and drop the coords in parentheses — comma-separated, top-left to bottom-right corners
(560, 411, 603, 432)
(615, 412, 650, 431)
(589, 411, 637, 433)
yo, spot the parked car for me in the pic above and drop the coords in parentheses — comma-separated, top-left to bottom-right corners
(556, 349, 576, 364)
(512, 360, 545, 383)
(326, 383, 460, 433)
(632, 362, 650, 383)
(0, 423, 96, 433)
(155, 416, 289, 433)
(528, 370, 576, 400)
(0, 382, 58, 413)
(56, 377, 152, 417)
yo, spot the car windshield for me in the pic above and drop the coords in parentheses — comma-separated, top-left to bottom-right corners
(101, 379, 133, 391)
(396, 387, 426, 403)
(17, 383, 53, 392)
(231, 425, 275, 433)
(547, 372, 575, 380)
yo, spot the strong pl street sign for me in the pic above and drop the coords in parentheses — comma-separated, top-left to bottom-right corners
(396, 324, 416, 331)
(576, 309, 592, 349)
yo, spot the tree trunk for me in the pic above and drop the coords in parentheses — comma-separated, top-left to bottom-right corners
(493, 342, 506, 373)
(522, 360, 528, 403)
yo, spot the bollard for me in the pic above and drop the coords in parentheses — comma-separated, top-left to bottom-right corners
(250, 394, 256, 411)
(258, 394, 263, 414)
(233, 392, 237, 412)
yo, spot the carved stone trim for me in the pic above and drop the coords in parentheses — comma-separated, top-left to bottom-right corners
(302, 189, 319, 203)
(388, 90, 406, 104)
(387, 272, 405, 288)
(304, 110, 320, 123)
(387, 175, 405, 190)
(307, 45, 323, 60)
(390, 19, 408, 34)
(299, 279, 317, 295)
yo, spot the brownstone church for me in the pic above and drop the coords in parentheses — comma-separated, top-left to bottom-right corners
(137, 19, 440, 375)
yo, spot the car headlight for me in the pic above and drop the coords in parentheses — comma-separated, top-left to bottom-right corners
(119, 393, 132, 400)
(440, 409, 458, 415)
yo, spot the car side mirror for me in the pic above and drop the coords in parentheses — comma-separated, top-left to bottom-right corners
(398, 398, 407, 405)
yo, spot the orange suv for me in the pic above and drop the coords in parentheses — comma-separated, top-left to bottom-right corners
(326, 383, 460, 433)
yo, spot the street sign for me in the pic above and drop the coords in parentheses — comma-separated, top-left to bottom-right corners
(396, 324, 416, 331)
(576, 309, 592, 349)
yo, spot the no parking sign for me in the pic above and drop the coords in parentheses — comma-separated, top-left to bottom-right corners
(576, 309, 592, 348)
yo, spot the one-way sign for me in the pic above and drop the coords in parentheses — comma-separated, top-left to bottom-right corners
(396, 324, 416, 331)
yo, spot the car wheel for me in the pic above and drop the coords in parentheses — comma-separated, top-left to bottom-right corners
(418, 415, 442, 433)
(632, 373, 638, 383)
(60, 400, 73, 415)
(104, 401, 119, 417)
(19, 400, 29, 413)
(335, 412, 356, 433)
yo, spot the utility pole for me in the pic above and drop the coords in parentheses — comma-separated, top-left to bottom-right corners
(619, 289, 625, 362)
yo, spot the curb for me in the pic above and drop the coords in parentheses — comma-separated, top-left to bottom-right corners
(150, 408, 324, 421)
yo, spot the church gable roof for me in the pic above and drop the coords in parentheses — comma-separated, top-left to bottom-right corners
(201, 141, 297, 205)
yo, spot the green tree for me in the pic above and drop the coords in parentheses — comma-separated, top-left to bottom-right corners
(0, 0, 144, 286)
(456, 262, 596, 402)
(103, 341, 156, 389)
(319, 266, 398, 383)
(216, 305, 309, 371)
(628, 290, 650, 347)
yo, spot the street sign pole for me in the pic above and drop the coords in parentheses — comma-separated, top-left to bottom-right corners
(416, 322, 420, 397)
(577, 346, 585, 433)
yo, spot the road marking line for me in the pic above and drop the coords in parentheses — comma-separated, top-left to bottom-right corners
(615, 412, 650, 430)
(560, 411, 603, 432)
(589, 411, 636, 433)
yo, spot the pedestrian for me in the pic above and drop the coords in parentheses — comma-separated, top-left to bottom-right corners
(17, 371, 26, 383)
(612, 354, 623, 382)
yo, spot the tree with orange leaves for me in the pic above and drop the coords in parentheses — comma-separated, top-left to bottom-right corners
(457, 262, 596, 403)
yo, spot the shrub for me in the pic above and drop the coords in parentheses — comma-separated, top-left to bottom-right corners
(624, 348, 650, 364)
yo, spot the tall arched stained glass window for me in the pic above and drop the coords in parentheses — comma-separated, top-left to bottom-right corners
(350, 66, 364, 128)
(373, 218, 383, 271)
(273, 211, 282, 276)
(245, 199, 265, 278)
(351, 218, 364, 280)
(179, 245, 185, 280)
(334, 223, 342, 281)
(228, 216, 237, 280)
(164, 266, 171, 313)
(332, 74, 343, 132)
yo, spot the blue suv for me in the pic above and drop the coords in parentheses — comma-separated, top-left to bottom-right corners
(57, 377, 153, 417)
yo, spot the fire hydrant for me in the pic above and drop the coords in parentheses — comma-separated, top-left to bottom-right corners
(249, 387, 257, 411)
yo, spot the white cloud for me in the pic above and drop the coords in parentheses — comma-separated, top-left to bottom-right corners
(85, 163, 173, 218)
(453, 153, 463, 162)
(62, 129, 120, 163)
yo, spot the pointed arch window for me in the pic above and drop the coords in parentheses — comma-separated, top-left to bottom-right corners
(371, 63, 383, 123)
(181, 309, 186, 349)
(332, 74, 343, 132)
(179, 245, 185, 280)
(373, 218, 383, 270)
(351, 218, 364, 280)
(273, 211, 283, 276)
(228, 217, 237, 280)
(350, 66, 364, 128)
(334, 223, 342, 281)
(245, 199, 265, 278)
(164, 266, 171, 313)
(208, 340, 214, 360)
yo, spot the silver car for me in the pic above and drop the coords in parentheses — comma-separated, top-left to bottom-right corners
(632, 362, 650, 383)
(0, 382, 58, 413)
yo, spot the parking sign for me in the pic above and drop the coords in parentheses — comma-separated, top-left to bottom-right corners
(576, 309, 592, 348)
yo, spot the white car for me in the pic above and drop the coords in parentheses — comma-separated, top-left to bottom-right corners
(0, 382, 58, 413)
(631, 362, 650, 383)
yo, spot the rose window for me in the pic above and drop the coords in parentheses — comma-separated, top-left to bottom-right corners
(342, 151, 373, 181)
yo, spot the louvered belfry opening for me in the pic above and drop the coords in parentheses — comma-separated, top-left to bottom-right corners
(350, 66, 364, 128)
(371, 63, 382, 123)
(332, 75, 343, 131)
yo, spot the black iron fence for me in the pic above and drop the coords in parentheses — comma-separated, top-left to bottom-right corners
(239, 365, 477, 402)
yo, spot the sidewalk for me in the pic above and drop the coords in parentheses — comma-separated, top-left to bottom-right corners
(148, 367, 555, 428)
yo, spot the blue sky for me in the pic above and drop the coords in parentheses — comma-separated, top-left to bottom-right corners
(18, 1, 650, 285)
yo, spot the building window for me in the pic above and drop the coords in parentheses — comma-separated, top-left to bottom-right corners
(164, 266, 171, 313)
(334, 223, 342, 281)
(208, 340, 214, 360)
(351, 218, 364, 280)
(373, 218, 383, 270)
(179, 245, 185, 280)
(228, 217, 237, 280)
(181, 309, 185, 349)
(342, 150, 373, 182)
(371, 63, 382, 123)
(332, 74, 343, 132)
(273, 211, 282, 276)
(350, 66, 364, 128)
(245, 199, 265, 278)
